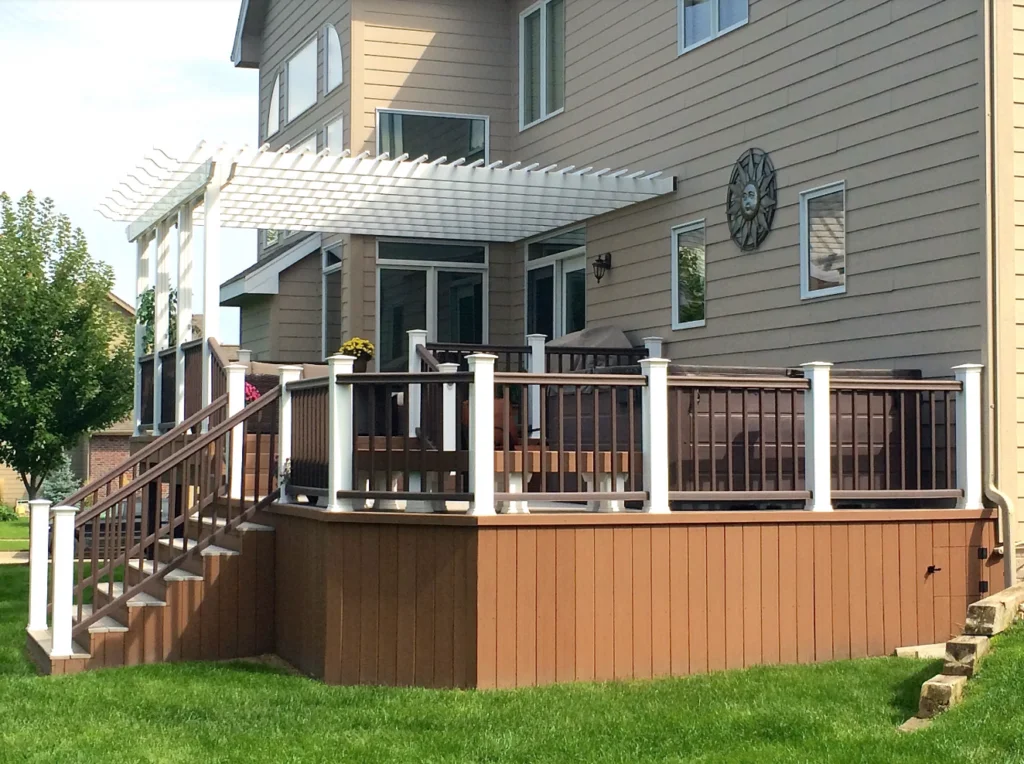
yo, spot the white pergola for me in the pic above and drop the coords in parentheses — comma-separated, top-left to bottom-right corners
(98, 142, 675, 433)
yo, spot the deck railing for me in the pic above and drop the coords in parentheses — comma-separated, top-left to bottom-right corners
(287, 378, 330, 497)
(426, 342, 530, 372)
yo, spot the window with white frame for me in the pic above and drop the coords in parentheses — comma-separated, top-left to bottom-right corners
(377, 109, 487, 163)
(678, 0, 748, 54)
(800, 181, 846, 299)
(325, 24, 343, 93)
(287, 37, 318, 122)
(325, 114, 344, 154)
(267, 74, 281, 137)
(526, 227, 586, 340)
(520, 0, 565, 129)
(671, 220, 706, 329)
(322, 245, 344, 359)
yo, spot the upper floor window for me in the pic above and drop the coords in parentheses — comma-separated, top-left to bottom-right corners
(671, 219, 706, 329)
(520, 0, 565, 130)
(800, 181, 846, 299)
(287, 37, 318, 122)
(325, 24, 343, 93)
(678, 0, 748, 54)
(378, 109, 487, 163)
(267, 74, 280, 137)
(325, 114, 344, 154)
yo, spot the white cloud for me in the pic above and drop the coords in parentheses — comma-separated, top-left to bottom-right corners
(0, 0, 258, 343)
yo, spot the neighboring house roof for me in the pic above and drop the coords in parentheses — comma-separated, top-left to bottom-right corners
(108, 291, 136, 317)
(231, 0, 268, 69)
(220, 234, 322, 307)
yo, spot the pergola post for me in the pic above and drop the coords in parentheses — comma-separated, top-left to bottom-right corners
(175, 204, 194, 425)
(133, 234, 152, 436)
(201, 176, 222, 412)
(152, 218, 173, 434)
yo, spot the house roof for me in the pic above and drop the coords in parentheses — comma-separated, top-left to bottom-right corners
(107, 291, 135, 317)
(96, 143, 676, 245)
(230, 0, 268, 68)
(220, 234, 322, 307)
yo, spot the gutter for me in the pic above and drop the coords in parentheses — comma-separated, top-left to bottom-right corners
(984, 0, 1016, 590)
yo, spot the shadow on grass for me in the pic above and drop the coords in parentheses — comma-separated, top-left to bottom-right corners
(889, 659, 943, 722)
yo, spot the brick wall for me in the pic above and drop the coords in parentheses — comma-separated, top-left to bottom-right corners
(87, 434, 131, 481)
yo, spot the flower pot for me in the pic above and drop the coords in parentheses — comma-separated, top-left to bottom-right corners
(461, 399, 520, 447)
(353, 357, 369, 373)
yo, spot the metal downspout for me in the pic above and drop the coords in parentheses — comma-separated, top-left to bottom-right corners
(984, 0, 1016, 590)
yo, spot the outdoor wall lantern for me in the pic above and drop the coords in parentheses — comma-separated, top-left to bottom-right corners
(592, 253, 613, 283)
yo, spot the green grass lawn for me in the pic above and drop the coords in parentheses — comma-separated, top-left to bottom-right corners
(0, 519, 28, 552)
(2, 566, 1024, 762)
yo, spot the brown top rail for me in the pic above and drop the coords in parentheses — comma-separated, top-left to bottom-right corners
(286, 377, 331, 392)
(342, 372, 474, 385)
(668, 375, 810, 391)
(417, 344, 441, 372)
(830, 377, 961, 392)
(139, 353, 155, 363)
(208, 337, 233, 368)
(428, 342, 531, 354)
(157, 347, 178, 360)
(75, 387, 281, 527)
(181, 338, 204, 352)
(494, 372, 647, 386)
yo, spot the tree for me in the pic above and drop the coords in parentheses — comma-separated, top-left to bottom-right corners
(41, 452, 82, 505)
(0, 191, 134, 498)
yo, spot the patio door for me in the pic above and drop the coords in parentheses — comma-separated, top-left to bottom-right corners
(377, 241, 488, 371)
(526, 227, 586, 340)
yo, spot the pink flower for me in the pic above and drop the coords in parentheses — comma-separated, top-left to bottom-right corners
(245, 381, 261, 403)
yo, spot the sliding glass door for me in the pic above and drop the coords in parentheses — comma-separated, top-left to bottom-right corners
(526, 228, 586, 340)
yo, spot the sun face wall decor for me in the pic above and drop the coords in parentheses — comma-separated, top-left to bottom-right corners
(726, 148, 778, 251)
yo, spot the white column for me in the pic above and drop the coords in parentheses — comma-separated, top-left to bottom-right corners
(328, 355, 356, 512)
(468, 354, 497, 516)
(527, 333, 546, 437)
(801, 362, 833, 512)
(226, 363, 247, 500)
(643, 337, 664, 358)
(152, 218, 173, 434)
(440, 362, 460, 453)
(407, 329, 428, 437)
(277, 365, 303, 503)
(953, 364, 984, 510)
(134, 234, 152, 435)
(26, 499, 51, 633)
(201, 179, 223, 410)
(641, 358, 671, 513)
(175, 205, 194, 425)
(49, 505, 79, 658)
(236, 349, 252, 367)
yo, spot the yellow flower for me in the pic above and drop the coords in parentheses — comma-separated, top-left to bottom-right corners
(339, 337, 374, 360)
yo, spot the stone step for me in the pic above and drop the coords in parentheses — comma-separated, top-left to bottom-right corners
(965, 582, 1024, 636)
(918, 674, 968, 718)
(943, 635, 991, 677)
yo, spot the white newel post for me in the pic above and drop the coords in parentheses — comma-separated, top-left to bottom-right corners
(152, 218, 172, 435)
(175, 204, 194, 425)
(134, 234, 152, 435)
(468, 354, 497, 516)
(277, 365, 303, 504)
(801, 362, 833, 512)
(527, 334, 546, 437)
(641, 358, 671, 514)
(26, 499, 51, 633)
(201, 175, 223, 413)
(236, 349, 252, 367)
(49, 505, 79, 658)
(226, 363, 247, 500)
(407, 329, 428, 438)
(643, 337, 664, 359)
(328, 355, 356, 512)
(953, 364, 984, 510)
(440, 362, 460, 453)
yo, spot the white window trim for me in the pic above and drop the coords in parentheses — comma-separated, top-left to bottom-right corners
(677, 0, 749, 56)
(374, 239, 490, 354)
(523, 225, 586, 340)
(670, 219, 707, 331)
(374, 108, 491, 163)
(519, 0, 566, 131)
(800, 180, 847, 301)
(323, 23, 343, 95)
(323, 111, 345, 154)
(322, 244, 344, 360)
(286, 35, 319, 124)
(266, 73, 281, 139)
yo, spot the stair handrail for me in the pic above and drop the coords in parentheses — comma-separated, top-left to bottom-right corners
(62, 394, 229, 510)
(73, 388, 279, 529)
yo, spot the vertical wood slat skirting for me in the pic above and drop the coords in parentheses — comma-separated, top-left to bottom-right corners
(272, 510, 999, 690)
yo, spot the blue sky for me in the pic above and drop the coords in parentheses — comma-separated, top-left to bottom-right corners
(0, 0, 258, 342)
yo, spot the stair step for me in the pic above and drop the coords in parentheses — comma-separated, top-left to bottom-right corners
(163, 537, 240, 556)
(188, 515, 273, 533)
(127, 559, 204, 581)
(75, 605, 129, 633)
(28, 629, 90, 659)
(103, 582, 167, 607)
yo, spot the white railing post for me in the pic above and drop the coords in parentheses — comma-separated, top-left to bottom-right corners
(236, 349, 252, 367)
(440, 362, 460, 453)
(641, 358, 671, 514)
(643, 336, 664, 358)
(152, 218, 172, 435)
(407, 329, 428, 437)
(175, 204, 194, 426)
(953, 364, 984, 510)
(801, 362, 833, 512)
(527, 334, 546, 437)
(277, 365, 303, 504)
(226, 362, 247, 500)
(26, 499, 51, 633)
(468, 354, 497, 516)
(328, 354, 356, 512)
(201, 172, 223, 412)
(49, 505, 79, 658)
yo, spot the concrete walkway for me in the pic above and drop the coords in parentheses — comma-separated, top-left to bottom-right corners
(0, 551, 28, 565)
